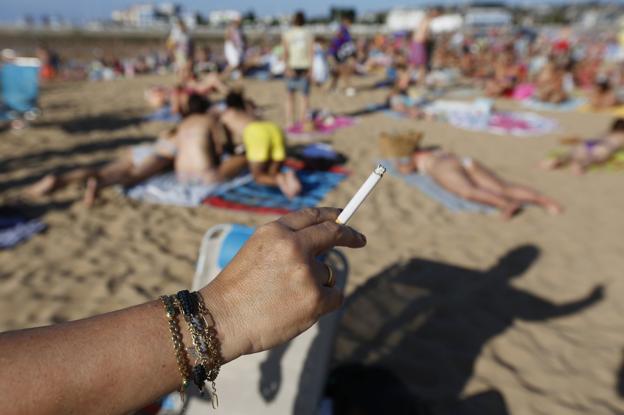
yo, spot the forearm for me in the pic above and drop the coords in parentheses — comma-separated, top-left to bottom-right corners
(0, 301, 179, 415)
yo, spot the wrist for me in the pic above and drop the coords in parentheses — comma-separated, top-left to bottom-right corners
(198, 282, 244, 364)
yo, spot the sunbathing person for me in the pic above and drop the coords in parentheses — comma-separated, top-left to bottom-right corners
(535, 59, 568, 104)
(588, 78, 622, 110)
(24, 128, 177, 207)
(173, 94, 246, 184)
(387, 88, 428, 120)
(145, 70, 228, 115)
(385, 60, 429, 120)
(397, 145, 563, 220)
(541, 118, 624, 174)
(485, 48, 521, 98)
(220, 91, 302, 198)
(23, 94, 219, 207)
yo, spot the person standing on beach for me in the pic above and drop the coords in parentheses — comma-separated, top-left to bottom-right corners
(224, 15, 246, 79)
(409, 8, 440, 85)
(328, 15, 357, 96)
(167, 18, 193, 80)
(283, 11, 314, 128)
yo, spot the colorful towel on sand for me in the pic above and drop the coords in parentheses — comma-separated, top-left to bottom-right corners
(593, 150, 624, 171)
(381, 160, 496, 214)
(426, 98, 494, 117)
(521, 97, 586, 112)
(286, 116, 355, 139)
(511, 83, 536, 100)
(384, 98, 558, 137)
(446, 110, 558, 137)
(143, 106, 181, 123)
(123, 173, 252, 207)
(381, 109, 411, 119)
(204, 167, 349, 215)
(0, 216, 46, 249)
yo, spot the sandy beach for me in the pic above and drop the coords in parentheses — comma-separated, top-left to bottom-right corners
(1, 73, 623, 414)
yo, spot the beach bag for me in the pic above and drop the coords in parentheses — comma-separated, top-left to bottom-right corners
(379, 131, 424, 158)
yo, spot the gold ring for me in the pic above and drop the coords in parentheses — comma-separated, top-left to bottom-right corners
(324, 264, 335, 288)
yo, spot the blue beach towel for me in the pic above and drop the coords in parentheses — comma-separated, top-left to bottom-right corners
(0, 216, 46, 249)
(123, 173, 253, 207)
(381, 160, 496, 214)
(204, 168, 349, 214)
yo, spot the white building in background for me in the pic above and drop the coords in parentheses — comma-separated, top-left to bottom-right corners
(112, 4, 157, 27)
(431, 14, 463, 34)
(385, 8, 463, 34)
(464, 6, 512, 28)
(209, 10, 242, 27)
(386, 8, 425, 32)
(111, 3, 181, 28)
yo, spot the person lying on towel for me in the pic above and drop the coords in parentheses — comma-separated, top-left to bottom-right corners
(588, 78, 623, 111)
(541, 117, 624, 174)
(24, 123, 178, 208)
(394, 139, 563, 220)
(24, 95, 239, 207)
(386, 58, 428, 120)
(221, 91, 302, 198)
(534, 59, 569, 104)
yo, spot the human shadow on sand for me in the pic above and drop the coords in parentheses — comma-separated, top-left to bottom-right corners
(331, 245, 604, 415)
(617, 349, 624, 398)
(35, 113, 144, 134)
(0, 158, 111, 193)
(0, 135, 153, 174)
(0, 201, 73, 219)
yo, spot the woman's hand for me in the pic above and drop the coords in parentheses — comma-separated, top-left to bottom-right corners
(199, 208, 367, 363)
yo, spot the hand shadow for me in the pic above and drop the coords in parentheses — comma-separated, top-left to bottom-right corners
(259, 342, 289, 402)
(258, 248, 350, 410)
(618, 348, 624, 398)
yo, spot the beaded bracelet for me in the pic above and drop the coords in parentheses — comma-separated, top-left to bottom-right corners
(172, 290, 223, 408)
(160, 295, 191, 400)
(174, 291, 209, 391)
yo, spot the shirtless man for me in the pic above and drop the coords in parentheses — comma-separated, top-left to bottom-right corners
(541, 118, 624, 174)
(398, 147, 563, 220)
(174, 94, 245, 183)
(23, 94, 235, 207)
(220, 91, 302, 198)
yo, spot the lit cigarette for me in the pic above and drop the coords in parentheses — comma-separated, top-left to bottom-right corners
(336, 164, 386, 225)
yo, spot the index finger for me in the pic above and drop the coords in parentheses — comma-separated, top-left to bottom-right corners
(297, 220, 366, 255)
(277, 207, 341, 231)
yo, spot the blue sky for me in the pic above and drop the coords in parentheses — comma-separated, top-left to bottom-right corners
(0, 0, 615, 23)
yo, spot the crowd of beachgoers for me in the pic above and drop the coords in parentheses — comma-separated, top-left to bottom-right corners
(13, 10, 624, 220)
(2, 7, 624, 415)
